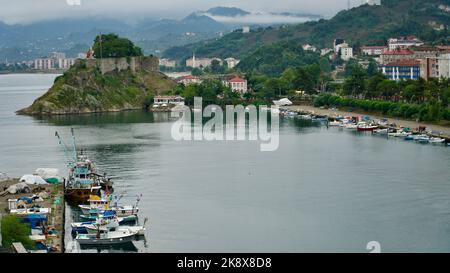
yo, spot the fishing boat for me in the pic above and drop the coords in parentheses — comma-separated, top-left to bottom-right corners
(414, 134, 430, 144)
(329, 120, 341, 126)
(71, 215, 137, 234)
(388, 131, 411, 138)
(357, 122, 378, 132)
(56, 129, 114, 203)
(373, 128, 388, 135)
(85, 218, 147, 236)
(345, 123, 358, 130)
(80, 212, 138, 222)
(75, 229, 138, 246)
(78, 194, 141, 216)
(429, 137, 445, 144)
(299, 114, 312, 120)
(311, 116, 328, 123)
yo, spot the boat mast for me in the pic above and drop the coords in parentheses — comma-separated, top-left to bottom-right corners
(55, 131, 76, 167)
(70, 128, 78, 160)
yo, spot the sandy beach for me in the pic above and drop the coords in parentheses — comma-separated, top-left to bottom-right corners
(287, 105, 450, 136)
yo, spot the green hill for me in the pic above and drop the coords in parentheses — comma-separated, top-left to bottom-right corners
(17, 57, 176, 115)
(164, 0, 450, 62)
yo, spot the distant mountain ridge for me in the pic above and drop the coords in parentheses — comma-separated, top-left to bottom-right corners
(0, 6, 322, 63)
(205, 7, 250, 17)
(163, 0, 450, 62)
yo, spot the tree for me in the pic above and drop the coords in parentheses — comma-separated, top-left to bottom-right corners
(1, 215, 34, 249)
(343, 65, 367, 97)
(191, 68, 203, 76)
(210, 60, 225, 74)
(377, 80, 398, 100)
(93, 33, 143, 58)
(367, 59, 378, 76)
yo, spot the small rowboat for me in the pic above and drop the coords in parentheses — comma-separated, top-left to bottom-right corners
(75, 229, 137, 245)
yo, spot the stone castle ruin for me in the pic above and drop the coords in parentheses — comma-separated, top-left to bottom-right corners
(79, 56, 159, 75)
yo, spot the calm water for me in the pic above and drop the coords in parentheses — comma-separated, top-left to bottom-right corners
(1, 74, 450, 253)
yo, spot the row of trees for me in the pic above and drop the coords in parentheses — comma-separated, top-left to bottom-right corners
(314, 93, 450, 122)
(342, 62, 450, 106)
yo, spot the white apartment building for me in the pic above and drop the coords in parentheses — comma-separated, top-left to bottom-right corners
(340, 44, 354, 61)
(437, 53, 450, 79)
(224, 57, 240, 69)
(160, 58, 177, 68)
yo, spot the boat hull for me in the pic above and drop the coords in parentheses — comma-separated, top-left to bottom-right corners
(76, 234, 135, 245)
(357, 126, 378, 132)
(65, 188, 100, 203)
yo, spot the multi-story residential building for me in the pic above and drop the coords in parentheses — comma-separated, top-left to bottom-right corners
(411, 46, 440, 59)
(340, 44, 353, 61)
(361, 46, 388, 56)
(34, 58, 55, 70)
(437, 53, 450, 79)
(380, 49, 414, 64)
(388, 36, 424, 51)
(333, 38, 345, 53)
(57, 58, 76, 69)
(179, 75, 203, 85)
(223, 76, 248, 94)
(381, 60, 421, 81)
(420, 58, 440, 80)
(159, 58, 177, 68)
(224, 58, 240, 69)
(186, 54, 222, 68)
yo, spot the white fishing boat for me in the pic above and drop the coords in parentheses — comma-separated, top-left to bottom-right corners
(345, 123, 358, 130)
(329, 121, 341, 126)
(86, 225, 146, 236)
(388, 131, 411, 138)
(373, 128, 388, 134)
(429, 137, 445, 144)
(78, 194, 141, 216)
(75, 228, 138, 245)
(299, 114, 312, 120)
(414, 134, 430, 143)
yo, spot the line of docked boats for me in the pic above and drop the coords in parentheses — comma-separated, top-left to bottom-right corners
(279, 109, 449, 146)
(71, 193, 146, 246)
(56, 129, 147, 247)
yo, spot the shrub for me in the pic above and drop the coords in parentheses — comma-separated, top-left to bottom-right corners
(1, 215, 34, 249)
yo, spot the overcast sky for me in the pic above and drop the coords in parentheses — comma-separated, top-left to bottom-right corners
(0, 0, 353, 25)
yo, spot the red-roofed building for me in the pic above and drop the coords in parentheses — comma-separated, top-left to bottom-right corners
(380, 49, 414, 64)
(388, 36, 424, 51)
(381, 60, 421, 81)
(223, 76, 248, 94)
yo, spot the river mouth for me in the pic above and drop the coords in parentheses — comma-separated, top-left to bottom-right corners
(2, 74, 450, 253)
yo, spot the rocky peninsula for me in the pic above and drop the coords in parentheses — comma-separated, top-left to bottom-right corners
(17, 56, 176, 115)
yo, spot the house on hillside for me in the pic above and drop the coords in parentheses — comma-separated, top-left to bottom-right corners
(223, 76, 248, 94)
